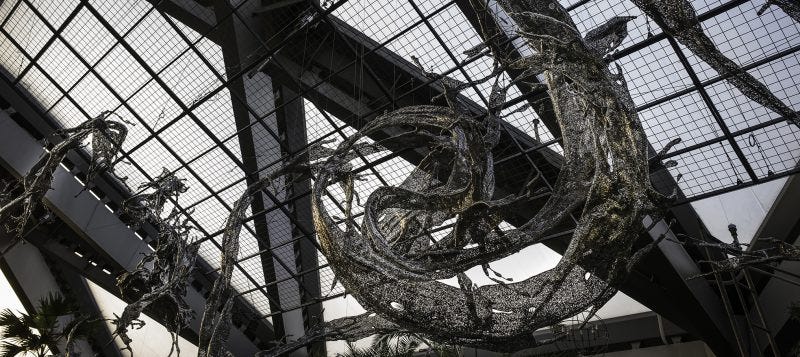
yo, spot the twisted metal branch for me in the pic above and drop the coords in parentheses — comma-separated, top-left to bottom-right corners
(264, 0, 668, 353)
(631, 0, 799, 126)
(0, 111, 129, 237)
(114, 170, 197, 356)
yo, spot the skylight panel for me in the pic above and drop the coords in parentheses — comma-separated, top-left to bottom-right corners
(689, 0, 728, 13)
(16, 66, 61, 109)
(332, 1, 423, 44)
(88, 0, 151, 39)
(94, 45, 150, 98)
(69, 72, 122, 117)
(640, 92, 721, 151)
(38, 39, 87, 90)
(160, 117, 217, 161)
(160, 51, 222, 106)
(615, 40, 695, 106)
(666, 141, 753, 197)
(735, 125, 800, 178)
(0, 32, 29, 78)
(706, 66, 798, 132)
(61, 8, 116, 65)
(569, 0, 653, 50)
(701, 1, 800, 66)
(191, 198, 232, 240)
(28, 0, 78, 28)
(189, 147, 244, 192)
(3, 3, 52, 58)
(126, 81, 183, 133)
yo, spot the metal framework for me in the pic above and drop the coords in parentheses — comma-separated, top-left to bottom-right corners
(0, 0, 798, 355)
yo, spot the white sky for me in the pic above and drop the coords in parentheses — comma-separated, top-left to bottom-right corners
(0, 0, 799, 355)
(0, 270, 39, 357)
(0, 268, 28, 320)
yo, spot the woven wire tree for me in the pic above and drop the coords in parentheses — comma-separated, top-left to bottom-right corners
(0, 111, 129, 243)
(113, 168, 198, 356)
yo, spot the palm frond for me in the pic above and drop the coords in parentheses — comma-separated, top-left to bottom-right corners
(340, 340, 380, 357)
(0, 341, 25, 357)
(0, 310, 33, 340)
(37, 292, 74, 318)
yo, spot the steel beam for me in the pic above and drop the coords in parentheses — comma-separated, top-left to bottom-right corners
(209, 0, 290, 343)
(0, 242, 96, 356)
(200, 3, 736, 353)
(50, 258, 124, 357)
(272, 84, 325, 356)
(202, 1, 325, 353)
(748, 173, 800, 355)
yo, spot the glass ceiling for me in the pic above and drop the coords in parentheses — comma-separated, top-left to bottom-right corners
(0, 0, 799, 352)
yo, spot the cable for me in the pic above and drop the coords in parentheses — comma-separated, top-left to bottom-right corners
(656, 313, 670, 345)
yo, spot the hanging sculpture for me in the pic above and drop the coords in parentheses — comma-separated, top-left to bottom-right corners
(674, 224, 800, 278)
(115, 168, 198, 356)
(263, 0, 673, 354)
(199, 141, 359, 355)
(630, 0, 799, 127)
(197, 187, 252, 357)
(84, 116, 131, 188)
(0, 111, 129, 237)
(122, 167, 189, 224)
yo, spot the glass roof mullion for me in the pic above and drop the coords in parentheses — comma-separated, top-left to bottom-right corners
(15, 0, 279, 311)
(636, 42, 800, 113)
(12, 2, 83, 86)
(155, 9, 293, 156)
(117, 0, 350, 160)
(43, 6, 158, 115)
(0, 0, 22, 28)
(665, 36, 759, 183)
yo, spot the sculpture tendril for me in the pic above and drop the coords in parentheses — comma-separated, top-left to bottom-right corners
(262, 0, 671, 354)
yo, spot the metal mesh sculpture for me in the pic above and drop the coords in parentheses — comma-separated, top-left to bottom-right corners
(757, 0, 800, 23)
(675, 224, 800, 278)
(0, 111, 129, 239)
(115, 168, 198, 356)
(84, 117, 130, 187)
(631, 0, 799, 127)
(264, 0, 670, 354)
(200, 143, 356, 356)
(197, 186, 252, 357)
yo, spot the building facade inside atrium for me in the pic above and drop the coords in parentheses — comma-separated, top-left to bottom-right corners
(0, 0, 799, 356)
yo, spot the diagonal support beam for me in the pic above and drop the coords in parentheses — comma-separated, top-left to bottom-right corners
(0, 94, 268, 354)
(207, 1, 324, 353)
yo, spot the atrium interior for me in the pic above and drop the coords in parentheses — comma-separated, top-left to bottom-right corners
(0, 0, 799, 356)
